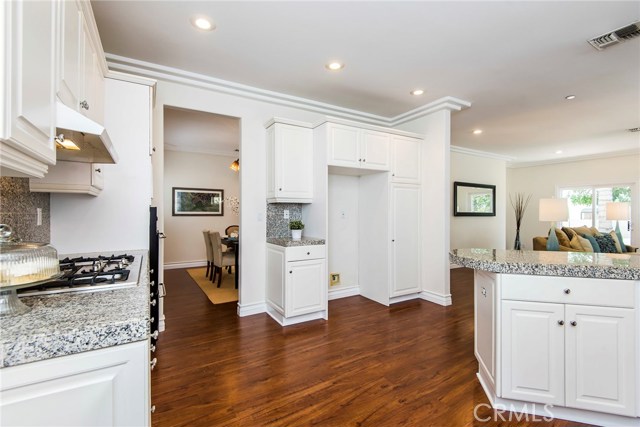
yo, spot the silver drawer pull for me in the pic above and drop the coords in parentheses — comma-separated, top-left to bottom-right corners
(150, 405, 156, 414)
(80, 100, 89, 110)
(94, 168, 101, 173)
(150, 330, 159, 340)
(151, 299, 157, 306)
(150, 358, 157, 370)
(564, 288, 571, 294)
(150, 317, 155, 323)
(150, 344, 156, 353)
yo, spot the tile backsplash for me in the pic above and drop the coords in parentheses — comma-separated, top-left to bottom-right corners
(0, 177, 50, 243)
(266, 203, 302, 238)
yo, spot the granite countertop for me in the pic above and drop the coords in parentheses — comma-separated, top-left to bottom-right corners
(0, 253, 149, 368)
(450, 248, 640, 280)
(267, 236, 326, 247)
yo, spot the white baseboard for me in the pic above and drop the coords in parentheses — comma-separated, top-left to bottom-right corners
(420, 290, 453, 306)
(266, 305, 327, 326)
(164, 260, 207, 270)
(237, 301, 267, 317)
(328, 285, 360, 300)
(389, 293, 421, 305)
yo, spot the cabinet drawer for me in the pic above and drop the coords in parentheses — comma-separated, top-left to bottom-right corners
(501, 275, 636, 308)
(286, 245, 325, 261)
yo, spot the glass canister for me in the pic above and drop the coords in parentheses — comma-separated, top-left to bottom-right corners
(0, 224, 61, 316)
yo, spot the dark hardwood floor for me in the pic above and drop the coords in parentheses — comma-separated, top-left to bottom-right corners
(151, 268, 584, 427)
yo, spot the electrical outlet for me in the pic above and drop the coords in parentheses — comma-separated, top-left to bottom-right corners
(330, 273, 340, 286)
(36, 208, 42, 226)
(283, 209, 289, 219)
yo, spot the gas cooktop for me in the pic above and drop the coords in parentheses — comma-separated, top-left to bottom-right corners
(17, 250, 145, 297)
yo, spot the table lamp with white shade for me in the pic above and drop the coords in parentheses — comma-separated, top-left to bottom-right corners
(606, 202, 630, 234)
(539, 198, 569, 250)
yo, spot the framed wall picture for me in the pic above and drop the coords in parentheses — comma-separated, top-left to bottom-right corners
(172, 187, 224, 216)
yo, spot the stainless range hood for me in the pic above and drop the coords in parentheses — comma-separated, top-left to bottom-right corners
(55, 102, 118, 164)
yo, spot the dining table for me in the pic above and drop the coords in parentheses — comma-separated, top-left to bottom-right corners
(221, 236, 239, 289)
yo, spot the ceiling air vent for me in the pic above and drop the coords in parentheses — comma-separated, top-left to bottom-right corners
(629, 127, 640, 133)
(588, 21, 640, 50)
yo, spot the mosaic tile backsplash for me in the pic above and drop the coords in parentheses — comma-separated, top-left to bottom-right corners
(266, 203, 303, 238)
(0, 177, 50, 243)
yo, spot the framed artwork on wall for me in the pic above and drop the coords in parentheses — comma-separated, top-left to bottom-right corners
(172, 187, 224, 216)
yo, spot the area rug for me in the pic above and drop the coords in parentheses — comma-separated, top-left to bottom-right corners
(187, 267, 238, 304)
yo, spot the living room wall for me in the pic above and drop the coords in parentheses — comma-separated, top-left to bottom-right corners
(450, 149, 507, 252)
(507, 153, 640, 250)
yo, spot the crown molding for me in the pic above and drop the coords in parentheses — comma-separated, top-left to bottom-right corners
(164, 143, 238, 158)
(450, 145, 514, 162)
(105, 54, 471, 126)
(507, 148, 640, 169)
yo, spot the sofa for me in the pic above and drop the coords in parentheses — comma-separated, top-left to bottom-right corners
(533, 226, 638, 253)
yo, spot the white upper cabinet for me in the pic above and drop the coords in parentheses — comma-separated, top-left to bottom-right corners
(0, 0, 57, 178)
(391, 135, 421, 184)
(326, 123, 390, 171)
(266, 119, 314, 203)
(58, 1, 105, 125)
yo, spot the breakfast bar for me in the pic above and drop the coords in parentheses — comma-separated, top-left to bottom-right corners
(450, 249, 640, 427)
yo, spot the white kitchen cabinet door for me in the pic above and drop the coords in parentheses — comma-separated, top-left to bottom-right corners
(0, 340, 150, 427)
(391, 135, 421, 184)
(267, 122, 313, 203)
(80, 16, 105, 124)
(286, 258, 327, 317)
(266, 245, 286, 315)
(0, 0, 57, 177)
(565, 304, 636, 416)
(360, 130, 389, 171)
(57, 0, 82, 110)
(390, 184, 421, 297)
(501, 300, 565, 406)
(327, 124, 360, 168)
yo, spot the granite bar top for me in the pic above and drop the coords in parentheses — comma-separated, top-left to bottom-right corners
(267, 236, 326, 247)
(450, 248, 640, 280)
(0, 251, 149, 368)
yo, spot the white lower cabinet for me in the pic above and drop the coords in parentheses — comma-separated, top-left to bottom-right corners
(488, 273, 638, 419)
(266, 244, 327, 326)
(0, 340, 150, 427)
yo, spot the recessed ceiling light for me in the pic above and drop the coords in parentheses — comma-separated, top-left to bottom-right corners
(565, 95, 576, 100)
(410, 89, 424, 96)
(325, 62, 344, 71)
(555, 150, 563, 154)
(472, 129, 483, 135)
(191, 16, 215, 31)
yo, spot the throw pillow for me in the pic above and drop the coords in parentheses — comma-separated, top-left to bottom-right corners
(581, 233, 601, 252)
(615, 229, 627, 253)
(562, 227, 577, 240)
(591, 226, 602, 236)
(555, 228, 571, 248)
(593, 234, 618, 253)
(608, 231, 623, 253)
(570, 234, 594, 252)
(572, 226, 595, 236)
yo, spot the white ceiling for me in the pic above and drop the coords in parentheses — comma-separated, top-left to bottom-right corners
(92, 1, 640, 163)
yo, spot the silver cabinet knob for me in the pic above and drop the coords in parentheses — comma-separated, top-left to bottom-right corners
(570, 321, 577, 326)
(307, 252, 310, 255)
(150, 357, 157, 370)
(150, 317, 155, 323)
(150, 330, 159, 339)
(558, 320, 564, 326)
(289, 270, 292, 274)
(150, 405, 156, 414)
(151, 299, 157, 306)
(150, 344, 156, 353)
(94, 168, 101, 173)
(564, 288, 571, 294)
(80, 100, 89, 110)
(362, 158, 366, 162)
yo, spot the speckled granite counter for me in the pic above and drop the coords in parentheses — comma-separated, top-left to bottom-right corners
(0, 253, 149, 368)
(267, 236, 325, 247)
(450, 248, 640, 280)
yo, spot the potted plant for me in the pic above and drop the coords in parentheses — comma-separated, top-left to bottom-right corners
(289, 220, 304, 240)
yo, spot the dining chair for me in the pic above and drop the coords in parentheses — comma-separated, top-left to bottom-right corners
(210, 231, 235, 287)
(202, 230, 214, 280)
(225, 225, 239, 237)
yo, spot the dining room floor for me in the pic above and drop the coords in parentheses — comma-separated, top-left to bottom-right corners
(151, 268, 588, 427)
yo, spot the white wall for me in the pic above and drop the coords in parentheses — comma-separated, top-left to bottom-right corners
(152, 80, 327, 315)
(327, 174, 359, 289)
(507, 154, 640, 249)
(451, 150, 507, 250)
(51, 79, 152, 254)
(163, 150, 239, 266)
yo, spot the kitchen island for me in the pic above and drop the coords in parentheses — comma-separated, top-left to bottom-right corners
(0, 255, 150, 426)
(451, 249, 640, 427)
